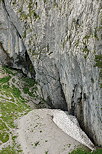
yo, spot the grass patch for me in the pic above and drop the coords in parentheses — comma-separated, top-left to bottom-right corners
(0, 119, 9, 131)
(22, 77, 38, 97)
(94, 54, 102, 88)
(0, 76, 11, 84)
(3, 66, 16, 75)
(69, 148, 102, 154)
(12, 85, 21, 98)
(23, 87, 30, 94)
(0, 132, 9, 143)
(0, 68, 31, 151)
(95, 55, 102, 68)
(23, 87, 36, 97)
(22, 77, 37, 88)
(0, 66, 44, 152)
(0, 146, 17, 154)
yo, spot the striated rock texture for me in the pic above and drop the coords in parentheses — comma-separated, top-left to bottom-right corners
(0, 0, 35, 77)
(0, 0, 102, 146)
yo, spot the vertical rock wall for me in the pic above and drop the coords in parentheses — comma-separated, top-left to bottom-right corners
(0, 0, 35, 77)
(1, 0, 102, 146)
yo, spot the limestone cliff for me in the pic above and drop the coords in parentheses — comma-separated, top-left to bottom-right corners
(0, 0, 102, 146)
(0, 0, 35, 77)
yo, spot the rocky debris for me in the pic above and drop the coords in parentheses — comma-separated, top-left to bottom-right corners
(16, 109, 90, 154)
(0, 66, 91, 153)
(53, 110, 95, 150)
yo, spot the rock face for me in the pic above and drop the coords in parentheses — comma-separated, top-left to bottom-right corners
(0, 0, 102, 146)
(0, 0, 34, 77)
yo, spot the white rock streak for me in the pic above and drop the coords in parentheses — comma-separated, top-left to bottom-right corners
(16, 109, 95, 154)
(53, 110, 95, 150)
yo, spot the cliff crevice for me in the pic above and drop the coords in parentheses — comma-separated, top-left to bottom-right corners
(0, 0, 102, 146)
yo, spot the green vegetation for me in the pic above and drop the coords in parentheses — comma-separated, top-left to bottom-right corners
(19, 0, 40, 22)
(3, 66, 16, 75)
(0, 146, 17, 154)
(22, 77, 37, 88)
(83, 35, 90, 41)
(82, 47, 90, 58)
(0, 132, 9, 143)
(23, 87, 35, 97)
(0, 66, 47, 152)
(95, 55, 102, 68)
(82, 35, 91, 58)
(22, 77, 38, 97)
(94, 54, 102, 88)
(0, 76, 11, 83)
(0, 145, 23, 154)
(0, 77, 31, 143)
(0, 67, 34, 152)
(69, 148, 102, 154)
(44, 0, 46, 3)
(75, 39, 79, 47)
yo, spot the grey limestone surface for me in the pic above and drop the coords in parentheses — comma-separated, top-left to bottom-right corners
(0, 0, 102, 146)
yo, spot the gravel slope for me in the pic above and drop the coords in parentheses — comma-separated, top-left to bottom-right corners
(16, 109, 92, 154)
(0, 66, 94, 153)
